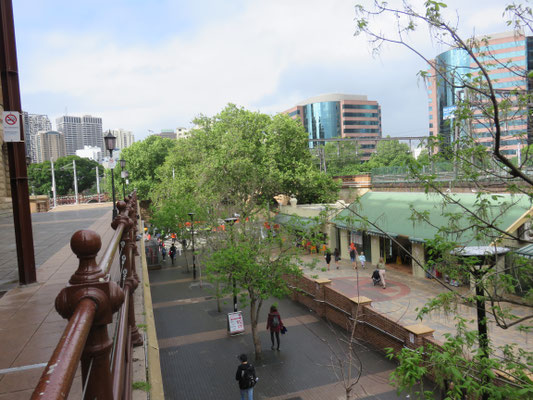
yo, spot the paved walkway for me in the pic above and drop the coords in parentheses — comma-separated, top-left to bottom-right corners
(0, 202, 113, 292)
(297, 253, 533, 352)
(149, 251, 432, 399)
(0, 204, 148, 399)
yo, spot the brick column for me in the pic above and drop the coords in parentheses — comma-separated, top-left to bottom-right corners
(314, 278, 331, 317)
(404, 324, 435, 349)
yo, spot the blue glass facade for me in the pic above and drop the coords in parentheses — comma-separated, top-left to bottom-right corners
(303, 101, 340, 147)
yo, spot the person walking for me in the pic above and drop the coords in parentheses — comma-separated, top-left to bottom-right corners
(169, 244, 177, 265)
(161, 245, 166, 261)
(333, 248, 340, 269)
(377, 257, 386, 289)
(359, 252, 366, 269)
(324, 249, 332, 271)
(349, 243, 357, 269)
(235, 354, 257, 400)
(266, 305, 283, 350)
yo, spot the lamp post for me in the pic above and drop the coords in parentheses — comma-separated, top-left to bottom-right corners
(119, 158, 127, 199)
(188, 212, 196, 280)
(225, 217, 238, 312)
(104, 131, 118, 219)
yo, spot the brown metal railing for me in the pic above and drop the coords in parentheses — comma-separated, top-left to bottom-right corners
(31, 192, 144, 400)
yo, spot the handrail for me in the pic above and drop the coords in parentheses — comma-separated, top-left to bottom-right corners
(31, 192, 143, 400)
(32, 298, 97, 399)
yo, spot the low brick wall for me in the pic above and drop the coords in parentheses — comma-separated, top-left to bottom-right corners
(289, 274, 436, 355)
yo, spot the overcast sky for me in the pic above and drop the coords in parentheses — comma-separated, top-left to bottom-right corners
(13, 0, 512, 141)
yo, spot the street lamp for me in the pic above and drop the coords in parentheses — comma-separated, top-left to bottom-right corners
(104, 131, 118, 219)
(188, 212, 196, 280)
(119, 158, 127, 199)
(225, 217, 238, 312)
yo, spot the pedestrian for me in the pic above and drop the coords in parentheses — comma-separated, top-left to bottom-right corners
(324, 248, 332, 271)
(359, 252, 366, 269)
(235, 353, 257, 400)
(377, 257, 386, 289)
(161, 245, 166, 261)
(349, 243, 357, 269)
(333, 248, 340, 269)
(266, 305, 283, 350)
(169, 244, 176, 265)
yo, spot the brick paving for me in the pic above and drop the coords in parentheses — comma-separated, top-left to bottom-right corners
(149, 252, 427, 399)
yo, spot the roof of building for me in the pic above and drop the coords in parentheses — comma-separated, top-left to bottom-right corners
(332, 192, 532, 246)
(515, 243, 533, 259)
(296, 93, 369, 106)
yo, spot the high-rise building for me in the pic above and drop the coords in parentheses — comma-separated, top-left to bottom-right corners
(35, 130, 66, 163)
(111, 128, 135, 149)
(56, 116, 82, 156)
(428, 31, 531, 158)
(176, 127, 190, 139)
(82, 115, 103, 150)
(21, 113, 52, 163)
(284, 93, 382, 159)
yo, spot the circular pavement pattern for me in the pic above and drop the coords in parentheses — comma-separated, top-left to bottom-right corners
(330, 276, 411, 303)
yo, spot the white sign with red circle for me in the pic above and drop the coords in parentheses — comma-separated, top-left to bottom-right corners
(2, 111, 21, 142)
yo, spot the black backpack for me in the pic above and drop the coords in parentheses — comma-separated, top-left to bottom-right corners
(241, 365, 256, 389)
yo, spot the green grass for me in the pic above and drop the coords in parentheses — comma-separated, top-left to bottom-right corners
(132, 381, 151, 392)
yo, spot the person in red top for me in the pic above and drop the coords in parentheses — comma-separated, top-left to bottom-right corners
(266, 305, 283, 350)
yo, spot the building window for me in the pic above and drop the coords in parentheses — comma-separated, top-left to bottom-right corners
(288, 110, 300, 117)
(342, 104, 379, 110)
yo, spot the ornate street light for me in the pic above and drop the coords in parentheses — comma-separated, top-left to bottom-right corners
(188, 212, 196, 280)
(225, 217, 238, 312)
(104, 131, 118, 219)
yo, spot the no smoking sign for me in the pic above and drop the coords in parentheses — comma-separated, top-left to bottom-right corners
(2, 111, 21, 142)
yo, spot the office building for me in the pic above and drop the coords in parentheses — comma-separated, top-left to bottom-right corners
(110, 128, 135, 149)
(35, 130, 66, 163)
(56, 116, 83, 156)
(284, 93, 382, 159)
(81, 115, 103, 150)
(428, 31, 531, 158)
(21, 113, 52, 163)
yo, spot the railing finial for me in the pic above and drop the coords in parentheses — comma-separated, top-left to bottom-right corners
(69, 229, 104, 285)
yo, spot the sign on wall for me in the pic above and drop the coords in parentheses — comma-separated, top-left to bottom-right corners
(2, 111, 22, 142)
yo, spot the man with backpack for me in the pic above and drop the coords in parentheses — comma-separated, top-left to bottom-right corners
(235, 353, 257, 400)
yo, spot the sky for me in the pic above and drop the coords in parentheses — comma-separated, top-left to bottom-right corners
(13, 0, 513, 142)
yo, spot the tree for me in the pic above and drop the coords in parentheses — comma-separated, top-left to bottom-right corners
(321, 139, 365, 176)
(204, 217, 302, 360)
(118, 135, 177, 201)
(28, 156, 99, 196)
(355, 1, 533, 398)
(365, 139, 414, 171)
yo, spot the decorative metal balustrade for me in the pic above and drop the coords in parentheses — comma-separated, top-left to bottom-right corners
(31, 192, 143, 399)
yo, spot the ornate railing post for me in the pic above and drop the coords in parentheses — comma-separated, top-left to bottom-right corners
(113, 200, 143, 346)
(55, 230, 124, 400)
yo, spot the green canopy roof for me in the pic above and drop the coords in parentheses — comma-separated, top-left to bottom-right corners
(332, 192, 532, 246)
(515, 243, 533, 259)
(273, 213, 321, 232)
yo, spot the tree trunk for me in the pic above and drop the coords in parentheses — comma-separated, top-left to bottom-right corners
(250, 298, 263, 361)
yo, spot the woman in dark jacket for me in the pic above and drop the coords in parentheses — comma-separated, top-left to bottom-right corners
(266, 305, 283, 350)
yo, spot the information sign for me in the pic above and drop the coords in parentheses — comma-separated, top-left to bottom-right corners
(2, 111, 21, 142)
(227, 311, 245, 335)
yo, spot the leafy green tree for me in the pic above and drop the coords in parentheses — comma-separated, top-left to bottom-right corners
(365, 139, 414, 171)
(322, 139, 365, 176)
(28, 156, 99, 196)
(119, 135, 177, 201)
(204, 218, 302, 360)
(355, 1, 533, 398)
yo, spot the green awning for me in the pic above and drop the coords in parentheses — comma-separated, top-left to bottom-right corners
(515, 244, 533, 259)
(273, 213, 321, 232)
(331, 192, 532, 246)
